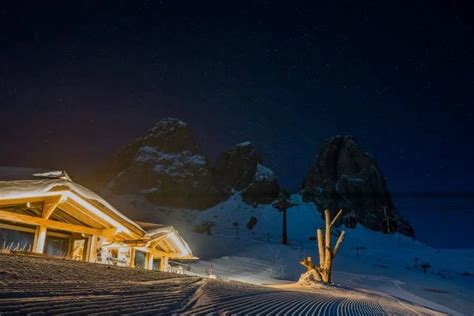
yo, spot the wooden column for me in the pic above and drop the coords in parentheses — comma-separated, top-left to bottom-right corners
(160, 256, 169, 272)
(130, 248, 136, 268)
(87, 235, 98, 263)
(33, 225, 47, 254)
(147, 253, 154, 270)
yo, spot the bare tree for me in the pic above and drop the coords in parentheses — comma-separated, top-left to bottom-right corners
(300, 209, 346, 283)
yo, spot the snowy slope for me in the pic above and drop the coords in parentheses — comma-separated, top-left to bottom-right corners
(0, 254, 440, 315)
(105, 192, 474, 314)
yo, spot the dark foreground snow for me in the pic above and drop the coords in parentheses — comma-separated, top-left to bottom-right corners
(0, 254, 441, 315)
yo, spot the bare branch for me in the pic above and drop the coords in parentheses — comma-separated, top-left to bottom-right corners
(330, 209, 343, 227)
(332, 230, 346, 259)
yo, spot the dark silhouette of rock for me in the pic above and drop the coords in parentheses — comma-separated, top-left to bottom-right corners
(106, 118, 223, 209)
(301, 136, 415, 237)
(214, 142, 280, 205)
(241, 163, 280, 204)
(214, 141, 261, 191)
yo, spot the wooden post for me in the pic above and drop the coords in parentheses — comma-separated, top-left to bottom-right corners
(159, 256, 169, 272)
(130, 248, 136, 268)
(33, 225, 47, 254)
(87, 235, 98, 263)
(147, 253, 154, 270)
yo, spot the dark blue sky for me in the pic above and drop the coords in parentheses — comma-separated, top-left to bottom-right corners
(1, 1, 473, 197)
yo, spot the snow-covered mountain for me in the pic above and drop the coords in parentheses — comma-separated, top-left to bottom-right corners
(105, 118, 413, 237)
(105, 118, 279, 209)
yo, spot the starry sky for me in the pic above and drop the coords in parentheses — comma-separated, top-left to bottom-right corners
(1, 1, 474, 246)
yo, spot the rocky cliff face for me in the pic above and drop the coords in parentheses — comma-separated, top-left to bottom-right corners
(214, 142, 280, 205)
(106, 118, 223, 209)
(301, 136, 415, 237)
(105, 119, 279, 209)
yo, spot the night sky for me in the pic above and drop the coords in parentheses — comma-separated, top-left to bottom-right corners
(1, 1, 474, 232)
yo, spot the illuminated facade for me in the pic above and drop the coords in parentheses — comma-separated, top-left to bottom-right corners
(0, 168, 194, 271)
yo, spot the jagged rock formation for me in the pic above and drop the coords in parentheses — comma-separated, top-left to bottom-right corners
(105, 119, 279, 209)
(106, 118, 223, 209)
(301, 136, 415, 237)
(214, 142, 280, 205)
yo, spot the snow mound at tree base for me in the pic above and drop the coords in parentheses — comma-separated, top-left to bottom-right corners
(297, 269, 323, 287)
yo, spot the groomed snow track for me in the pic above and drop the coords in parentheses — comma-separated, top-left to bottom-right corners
(0, 254, 441, 315)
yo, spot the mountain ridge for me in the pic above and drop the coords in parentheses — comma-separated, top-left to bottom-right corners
(104, 118, 414, 237)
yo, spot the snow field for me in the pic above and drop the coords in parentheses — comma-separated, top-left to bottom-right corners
(0, 253, 440, 315)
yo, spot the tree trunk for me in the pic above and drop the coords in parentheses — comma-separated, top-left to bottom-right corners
(301, 209, 346, 284)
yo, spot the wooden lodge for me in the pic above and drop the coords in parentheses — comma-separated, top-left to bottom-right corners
(0, 167, 194, 271)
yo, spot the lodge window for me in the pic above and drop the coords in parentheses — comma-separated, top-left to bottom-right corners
(134, 250, 146, 269)
(44, 234, 69, 257)
(152, 257, 161, 270)
(0, 221, 36, 251)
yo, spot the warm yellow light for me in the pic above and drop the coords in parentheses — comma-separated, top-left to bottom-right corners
(0, 191, 131, 236)
(169, 231, 190, 256)
(63, 192, 130, 235)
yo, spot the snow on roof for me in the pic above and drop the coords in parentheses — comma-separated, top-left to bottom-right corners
(135, 221, 194, 258)
(135, 221, 170, 233)
(0, 167, 144, 234)
(0, 167, 62, 181)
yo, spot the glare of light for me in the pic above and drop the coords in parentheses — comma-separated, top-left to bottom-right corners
(169, 230, 191, 257)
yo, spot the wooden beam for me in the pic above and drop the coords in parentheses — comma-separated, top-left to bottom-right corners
(64, 200, 110, 229)
(0, 195, 59, 207)
(59, 202, 109, 229)
(148, 234, 169, 249)
(0, 222, 36, 234)
(102, 228, 117, 237)
(42, 196, 65, 219)
(150, 248, 181, 258)
(0, 209, 106, 236)
(0, 191, 143, 240)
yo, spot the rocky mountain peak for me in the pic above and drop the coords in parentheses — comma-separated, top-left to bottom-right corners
(105, 118, 223, 209)
(302, 136, 414, 237)
(140, 118, 200, 153)
(214, 142, 279, 205)
(107, 118, 201, 179)
(105, 120, 280, 209)
(214, 141, 262, 191)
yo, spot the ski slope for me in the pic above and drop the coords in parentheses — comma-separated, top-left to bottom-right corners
(0, 254, 440, 315)
(107, 192, 474, 314)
